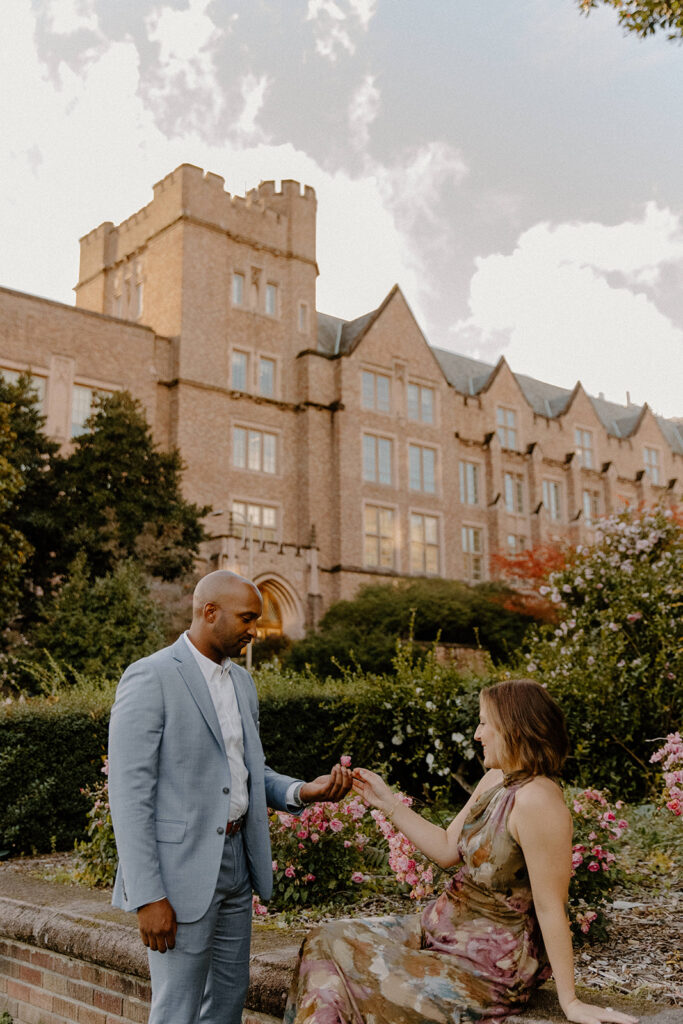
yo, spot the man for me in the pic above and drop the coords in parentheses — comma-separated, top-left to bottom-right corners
(108, 570, 351, 1024)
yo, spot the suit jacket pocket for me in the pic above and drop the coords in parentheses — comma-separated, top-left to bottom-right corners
(155, 818, 187, 843)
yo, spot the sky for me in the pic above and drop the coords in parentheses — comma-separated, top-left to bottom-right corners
(2, 0, 682, 418)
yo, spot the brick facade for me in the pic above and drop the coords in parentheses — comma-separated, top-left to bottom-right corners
(1, 162, 681, 636)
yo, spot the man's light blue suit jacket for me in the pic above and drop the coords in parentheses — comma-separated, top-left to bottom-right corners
(108, 637, 301, 922)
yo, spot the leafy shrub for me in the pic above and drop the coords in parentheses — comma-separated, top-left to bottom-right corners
(256, 646, 488, 804)
(285, 578, 547, 677)
(73, 759, 117, 887)
(522, 504, 682, 800)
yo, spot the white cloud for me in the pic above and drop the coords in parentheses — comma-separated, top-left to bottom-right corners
(450, 207, 683, 417)
(144, 0, 225, 131)
(307, 0, 376, 60)
(46, 0, 99, 35)
(233, 74, 271, 141)
(348, 74, 380, 149)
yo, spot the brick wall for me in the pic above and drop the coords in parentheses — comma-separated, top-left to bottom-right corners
(0, 936, 278, 1024)
(0, 937, 151, 1024)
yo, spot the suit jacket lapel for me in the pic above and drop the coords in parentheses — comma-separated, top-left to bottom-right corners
(231, 668, 261, 765)
(171, 638, 226, 757)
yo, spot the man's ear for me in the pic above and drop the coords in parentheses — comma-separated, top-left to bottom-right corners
(204, 602, 217, 622)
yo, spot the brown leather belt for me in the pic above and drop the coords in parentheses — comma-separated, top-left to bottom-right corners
(225, 815, 245, 836)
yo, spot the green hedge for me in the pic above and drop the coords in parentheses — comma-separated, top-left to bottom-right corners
(0, 685, 114, 855)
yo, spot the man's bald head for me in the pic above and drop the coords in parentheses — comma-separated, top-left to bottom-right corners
(192, 570, 260, 619)
(188, 571, 262, 663)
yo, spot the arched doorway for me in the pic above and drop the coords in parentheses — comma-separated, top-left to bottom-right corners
(255, 587, 282, 639)
(255, 575, 305, 639)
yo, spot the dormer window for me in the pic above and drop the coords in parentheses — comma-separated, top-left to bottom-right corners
(496, 407, 517, 450)
(643, 447, 660, 484)
(575, 428, 594, 468)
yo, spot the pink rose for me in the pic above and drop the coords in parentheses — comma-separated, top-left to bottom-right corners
(272, 860, 278, 871)
(588, 862, 600, 872)
(310, 832, 320, 843)
(284, 866, 296, 878)
(329, 819, 343, 833)
(340, 755, 352, 767)
(343, 840, 352, 848)
(351, 872, 364, 884)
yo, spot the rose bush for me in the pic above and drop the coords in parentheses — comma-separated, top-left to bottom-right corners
(268, 792, 371, 910)
(650, 731, 683, 816)
(565, 787, 629, 942)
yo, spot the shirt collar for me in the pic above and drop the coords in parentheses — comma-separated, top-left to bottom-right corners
(183, 631, 232, 683)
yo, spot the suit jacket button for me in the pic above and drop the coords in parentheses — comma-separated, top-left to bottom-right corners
(217, 827, 225, 835)
(223, 787, 229, 794)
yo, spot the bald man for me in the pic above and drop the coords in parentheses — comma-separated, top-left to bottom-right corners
(108, 571, 351, 1024)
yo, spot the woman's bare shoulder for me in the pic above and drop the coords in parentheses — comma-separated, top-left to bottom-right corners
(515, 776, 569, 814)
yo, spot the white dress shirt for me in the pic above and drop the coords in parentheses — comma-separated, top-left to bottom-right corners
(183, 633, 303, 819)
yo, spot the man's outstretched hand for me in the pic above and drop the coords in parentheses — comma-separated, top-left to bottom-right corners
(137, 897, 177, 953)
(299, 763, 353, 803)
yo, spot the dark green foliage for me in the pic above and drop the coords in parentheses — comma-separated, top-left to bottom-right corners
(286, 578, 543, 677)
(0, 403, 30, 626)
(0, 684, 113, 854)
(26, 555, 167, 680)
(0, 373, 60, 625)
(55, 392, 208, 580)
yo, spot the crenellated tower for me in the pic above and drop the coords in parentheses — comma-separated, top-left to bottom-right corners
(75, 163, 318, 394)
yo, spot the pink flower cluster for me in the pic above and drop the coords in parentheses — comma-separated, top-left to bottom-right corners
(252, 895, 268, 917)
(650, 732, 683, 816)
(574, 909, 598, 935)
(370, 799, 434, 900)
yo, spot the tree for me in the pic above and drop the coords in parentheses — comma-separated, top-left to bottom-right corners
(0, 373, 61, 624)
(56, 391, 208, 580)
(578, 0, 683, 41)
(27, 553, 167, 679)
(0, 402, 31, 626)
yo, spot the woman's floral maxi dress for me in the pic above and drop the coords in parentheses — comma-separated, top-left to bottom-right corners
(284, 772, 551, 1024)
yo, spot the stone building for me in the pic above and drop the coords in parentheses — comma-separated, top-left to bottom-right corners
(1, 163, 681, 638)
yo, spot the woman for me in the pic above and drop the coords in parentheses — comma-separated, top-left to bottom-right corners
(284, 679, 638, 1024)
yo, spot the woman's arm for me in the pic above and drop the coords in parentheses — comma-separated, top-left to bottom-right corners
(512, 781, 637, 1024)
(352, 767, 501, 868)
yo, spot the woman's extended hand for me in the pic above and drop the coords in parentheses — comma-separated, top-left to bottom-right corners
(352, 767, 401, 815)
(562, 998, 638, 1024)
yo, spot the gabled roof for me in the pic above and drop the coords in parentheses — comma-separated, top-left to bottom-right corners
(316, 294, 682, 454)
(316, 298, 388, 357)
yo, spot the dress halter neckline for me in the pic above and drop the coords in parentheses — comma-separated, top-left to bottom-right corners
(502, 769, 533, 788)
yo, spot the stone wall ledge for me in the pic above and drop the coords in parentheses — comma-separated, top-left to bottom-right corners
(0, 894, 678, 1024)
